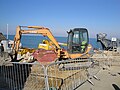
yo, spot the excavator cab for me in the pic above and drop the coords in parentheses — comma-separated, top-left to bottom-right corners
(67, 28, 89, 54)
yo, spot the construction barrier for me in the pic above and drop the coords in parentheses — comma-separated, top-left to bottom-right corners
(46, 59, 91, 90)
(0, 61, 46, 90)
(0, 58, 92, 90)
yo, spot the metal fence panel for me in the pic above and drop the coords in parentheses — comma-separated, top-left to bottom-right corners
(46, 59, 90, 90)
(0, 62, 46, 90)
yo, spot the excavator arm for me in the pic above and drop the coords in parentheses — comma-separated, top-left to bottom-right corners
(12, 26, 61, 53)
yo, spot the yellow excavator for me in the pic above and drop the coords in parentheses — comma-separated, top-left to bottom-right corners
(12, 26, 92, 62)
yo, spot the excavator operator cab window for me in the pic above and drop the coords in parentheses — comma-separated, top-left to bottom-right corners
(67, 28, 89, 54)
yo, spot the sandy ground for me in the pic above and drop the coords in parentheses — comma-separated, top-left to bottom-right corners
(77, 66, 120, 90)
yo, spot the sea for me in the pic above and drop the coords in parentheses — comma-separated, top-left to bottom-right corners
(5, 35, 102, 49)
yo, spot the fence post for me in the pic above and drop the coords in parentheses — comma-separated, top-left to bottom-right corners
(43, 66, 49, 90)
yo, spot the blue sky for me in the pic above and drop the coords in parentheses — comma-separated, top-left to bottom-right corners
(0, 0, 120, 38)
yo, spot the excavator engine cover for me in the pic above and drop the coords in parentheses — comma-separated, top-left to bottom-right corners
(33, 49, 57, 64)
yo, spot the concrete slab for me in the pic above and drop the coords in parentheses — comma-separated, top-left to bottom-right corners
(77, 66, 120, 90)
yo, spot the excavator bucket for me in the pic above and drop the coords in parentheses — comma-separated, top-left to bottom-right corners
(32, 49, 57, 64)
